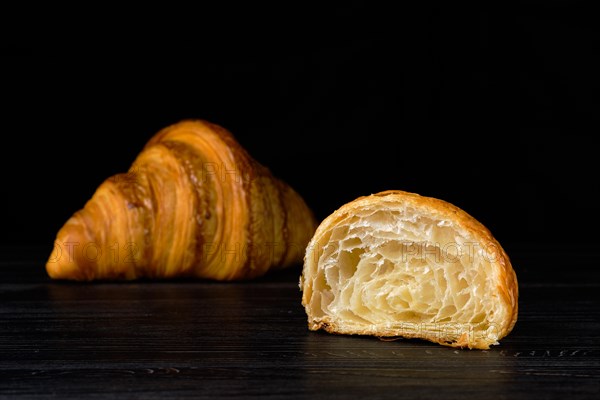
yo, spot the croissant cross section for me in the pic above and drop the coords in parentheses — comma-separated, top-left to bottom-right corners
(300, 191, 518, 349)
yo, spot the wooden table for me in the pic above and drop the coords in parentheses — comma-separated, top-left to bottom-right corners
(1, 246, 598, 399)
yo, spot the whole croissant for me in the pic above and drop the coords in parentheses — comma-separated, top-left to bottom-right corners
(47, 120, 317, 281)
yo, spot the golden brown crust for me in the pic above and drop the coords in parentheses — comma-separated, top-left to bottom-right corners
(308, 318, 492, 349)
(47, 120, 317, 281)
(301, 190, 518, 349)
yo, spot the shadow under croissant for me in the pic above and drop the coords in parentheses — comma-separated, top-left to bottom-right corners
(299, 330, 518, 395)
(34, 276, 309, 363)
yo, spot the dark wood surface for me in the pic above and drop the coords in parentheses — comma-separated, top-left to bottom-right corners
(1, 246, 599, 399)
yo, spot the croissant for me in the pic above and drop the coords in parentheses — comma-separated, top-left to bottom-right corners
(47, 120, 317, 281)
(300, 190, 518, 349)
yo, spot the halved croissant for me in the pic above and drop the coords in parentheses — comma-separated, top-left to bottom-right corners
(47, 120, 317, 281)
(300, 190, 518, 349)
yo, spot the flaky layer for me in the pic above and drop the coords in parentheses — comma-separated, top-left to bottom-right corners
(300, 191, 518, 349)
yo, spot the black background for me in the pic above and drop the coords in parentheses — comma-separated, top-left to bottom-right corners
(1, 3, 598, 255)
(1, 6, 599, 399)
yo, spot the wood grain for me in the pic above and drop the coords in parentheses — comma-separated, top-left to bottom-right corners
(0, 247, 598, 399)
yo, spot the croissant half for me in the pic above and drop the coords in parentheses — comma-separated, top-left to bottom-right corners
(47, 120, 317, 281)
(300, 191, 518, 349)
